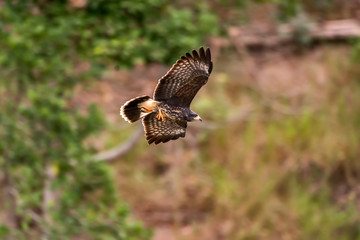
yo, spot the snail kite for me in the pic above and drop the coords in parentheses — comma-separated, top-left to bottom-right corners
(120, 47, 213, 144)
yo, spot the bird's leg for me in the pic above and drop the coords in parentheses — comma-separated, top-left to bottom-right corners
(142, 107, 152, 113)
(156, 109, 165, 121)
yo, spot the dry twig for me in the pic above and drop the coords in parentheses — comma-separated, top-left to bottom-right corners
(94, 126, 143, 162)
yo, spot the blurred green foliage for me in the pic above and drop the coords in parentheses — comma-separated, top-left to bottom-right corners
(0, 0, 219, 239)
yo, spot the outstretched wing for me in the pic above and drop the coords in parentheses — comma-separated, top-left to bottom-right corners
(153, 47, 213, 107)
(142, 112, 187, 144)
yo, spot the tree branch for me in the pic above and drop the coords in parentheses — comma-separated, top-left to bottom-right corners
(94, 126, 143, 163)
(228, 19, 360, 50)
(42, 160, 56, 239)
(1, 155, 17, 240)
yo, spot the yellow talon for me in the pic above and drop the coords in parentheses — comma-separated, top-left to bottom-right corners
(156, 109, 165, 121)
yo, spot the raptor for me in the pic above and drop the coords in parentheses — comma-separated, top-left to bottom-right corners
(120, 47, 213, 144)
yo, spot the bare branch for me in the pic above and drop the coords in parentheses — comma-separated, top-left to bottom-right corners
(1, 155, 17, 240)
(42, 161, 56, 234)
(94, 126, 143, 162)
(228, 19, 360, 50)
(191, 104, 255, 130)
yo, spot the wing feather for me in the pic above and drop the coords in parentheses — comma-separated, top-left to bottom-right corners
(142, 113, 187, 144)
(153, 47, 213, 107)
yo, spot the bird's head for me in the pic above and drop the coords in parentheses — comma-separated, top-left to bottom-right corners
(192, 114, 202, 122)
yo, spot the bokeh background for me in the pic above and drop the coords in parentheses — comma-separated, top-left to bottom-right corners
(1, 1, 360, 239)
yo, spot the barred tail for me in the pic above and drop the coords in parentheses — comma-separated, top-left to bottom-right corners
(120, 96, 158, 123)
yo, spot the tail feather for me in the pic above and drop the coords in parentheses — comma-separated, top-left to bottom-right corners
(120, 96, 158, 123)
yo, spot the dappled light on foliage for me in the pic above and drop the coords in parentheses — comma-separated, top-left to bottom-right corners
(0, 0, 217, 239)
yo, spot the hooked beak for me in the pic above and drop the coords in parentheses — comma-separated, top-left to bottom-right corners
(194, 115, 202, 122)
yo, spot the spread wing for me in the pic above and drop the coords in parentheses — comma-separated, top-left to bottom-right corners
(153, 47, 213, 107)
(142, 112, 187, 144)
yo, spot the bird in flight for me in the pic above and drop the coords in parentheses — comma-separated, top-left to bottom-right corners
(120, 47, 213, 144)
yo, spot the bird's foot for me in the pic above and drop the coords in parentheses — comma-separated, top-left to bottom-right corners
(156, 110, 165, 121)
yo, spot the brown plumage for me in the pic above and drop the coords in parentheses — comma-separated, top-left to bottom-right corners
(120, 47, 213, 144)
